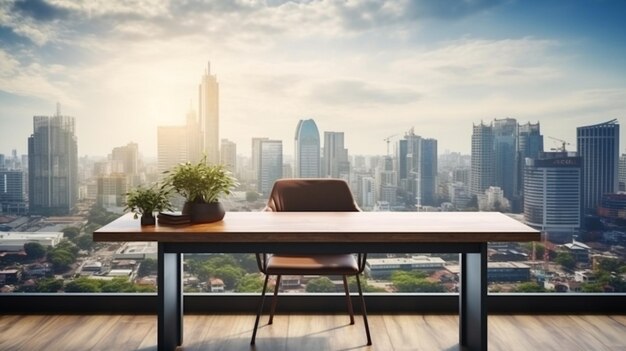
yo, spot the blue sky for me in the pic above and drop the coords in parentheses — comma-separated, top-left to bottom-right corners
(1, 0, 625, 157)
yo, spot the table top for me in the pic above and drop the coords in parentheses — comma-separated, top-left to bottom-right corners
(94, 212, 540, 243)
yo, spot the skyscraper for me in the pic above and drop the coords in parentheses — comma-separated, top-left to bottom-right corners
(220, 139, 237, 173)
(0, 170, 26, 214)
(517, 122, 543, 196)
(420, 138, 438, 206)
(524, 152, 581, 243)
(28, 106, 78, 215)
(251, 137, 269, 186)
(199, 62, 219, 165)
(577, 119, 619, 213)
(493, 118, 518, 200)
(157, 126, 187, 176)
(111, 142, 139, 186)
(323, 131, 349, 179)
(294, 119, 321, 178)
(619, 153, 626, 192)
(398, 129, 437, 207)
(470, 122, 495, 196)
(257, 140, 283, 195)
(186, 108, 203, 164)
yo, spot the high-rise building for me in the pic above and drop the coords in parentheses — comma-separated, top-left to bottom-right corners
(470, 122, 495, 196)
(323, 132, 349, 179)
(0, 170, 26, 214)
(198, 62, 220, 165)
(377, 156, 397, 206)
(96, 174, 127, 208)
(524, 152, 581, 243)
(220, 139, 237, 173)
(420, 138, 438, 206)
(157, 126, 187, 176)
(251, 137, 269, 185)
(493, 118, 518, 200)
(294, 119, 321, 178)
(257, 140, 283, 195)
(398, 129, 438, 207)
(517, 122, 543, 196)
(111, 142, 139, 186)
(28, 106, 78, 215)
(577, 119, 619, 213)
(618, 154, 626, 192)
(186, 109, 203, 164)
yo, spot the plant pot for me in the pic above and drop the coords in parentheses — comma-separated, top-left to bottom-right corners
(182, 201, 225, 224)
(140, 213, 156, 226)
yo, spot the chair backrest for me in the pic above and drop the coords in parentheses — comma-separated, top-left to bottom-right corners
(266, 179, 360, 212)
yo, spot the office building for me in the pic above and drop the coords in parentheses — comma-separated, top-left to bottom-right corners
(251, 137, 269, 186)
(186, 109, 203, 164)
(470, 122, 495, 196)
(111, 142, 140, 186)
(198, 62, 220, 165)
(157, 126, 187, 176)
(398, 129, 438, 207)
(257, 140, 283, 196)
(294, 119, 320, 178)
(28, 106, 78, 215)
(420, 138, 438, 206)
(517, 122, 544, 195)
(524, 152, 581, 243)
(96, 174, 128, 208)
(323, 132, 349, 179)
(220, 139, 237, 173)
(619, 154, 626, 192)
(493, 118, 518, 200)
(0, 170, 26, 214)
(597, 193, 626, 222)
(577, 119, 619, 213)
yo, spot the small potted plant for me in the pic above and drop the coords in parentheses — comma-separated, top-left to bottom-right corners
(124, 183, 173, 226)
(164, 157, 238, 223)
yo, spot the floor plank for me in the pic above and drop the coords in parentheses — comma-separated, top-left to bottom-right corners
(0, 314, 625, 351)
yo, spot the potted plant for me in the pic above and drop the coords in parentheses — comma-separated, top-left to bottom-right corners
(124, 183, 173, 226)
(164, 158, 238, 223)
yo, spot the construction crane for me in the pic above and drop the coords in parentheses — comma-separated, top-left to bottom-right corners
(383, 134, 398, 156)
(548, 136, 570, 152)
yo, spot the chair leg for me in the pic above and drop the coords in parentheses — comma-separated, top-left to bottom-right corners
(268, 275, 281, 324)
(342, 275, 355, 324)
(251, 274, 270, 345)
(355, 274, 372, 345)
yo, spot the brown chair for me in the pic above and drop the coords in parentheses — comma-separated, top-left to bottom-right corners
(251, 179, 372, 345)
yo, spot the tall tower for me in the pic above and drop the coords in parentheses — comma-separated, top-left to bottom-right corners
(517, 122, 543, 196)
(28, 106, 78, 215)
(157, 126, 187, 176)
(323, 132, 349, 179)
(470, 122, 495, 196)
(220, 139, 237, 173)
(524, 152, 581, 243)
(257, 140, 283, 196)
(493, 118, 518, 200)
(577, 119, 620, 213)
(398, 128, 437, 207)
(294, 119, 320, 178)
(198, 61, 219, 165)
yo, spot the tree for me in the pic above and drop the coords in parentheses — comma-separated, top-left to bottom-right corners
(62, 226, 82, 240)
(65, 277, 100, 292)
(212, 265, 245, 289)
(36, 278, 64, 292)
(48, 249, 75, 271)
(514, 282, 545, 293)
(138, 258, 158, 277)
(391, 271, 444, 292)
(347, 276, 387, 293)
(235, 274, 265, 292)
(24, 242, 46, 260)
(555, 252, 575, 270)
(75, 235, 93, 251)
(306, 277, 336, 292)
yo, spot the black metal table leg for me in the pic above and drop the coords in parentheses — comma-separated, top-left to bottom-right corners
(459, 244, 487, 351)
(158, 244, 183, 351)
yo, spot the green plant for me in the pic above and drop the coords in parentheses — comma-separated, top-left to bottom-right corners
(124, 183, 172, 218)
(164, 158, 238, 203)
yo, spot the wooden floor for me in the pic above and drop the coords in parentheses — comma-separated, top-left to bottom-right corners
(1, 314, 625, 351)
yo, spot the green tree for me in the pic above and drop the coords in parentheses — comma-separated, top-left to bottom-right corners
(306, 277, 336, 292)
(48, 249, 75, 271)
(36, 278, 64, 292)
(391, 271, 444, 292)
(235, 273, 265, 292)
(212, 265, 245, 289)
(101, 277, 137, 292)
(597, 258, 622, 273)
(581, 283, 604, 292)
(514, 282, 545, 293)
(75, 235, 93, 251)
(24, 242, 46, 260)
(62, 226, 82, 240)
(65, 277, 100, 292)
(347, 276, 387, 293)
(138, 258, 158, 277)
(555, 252, 576, 270)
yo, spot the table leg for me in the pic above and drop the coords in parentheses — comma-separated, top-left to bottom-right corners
(158, 244, 183, 351)
(459, 244, 487, 351)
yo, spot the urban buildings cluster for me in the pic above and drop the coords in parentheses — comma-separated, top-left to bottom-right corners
(1, 62, 626, 294)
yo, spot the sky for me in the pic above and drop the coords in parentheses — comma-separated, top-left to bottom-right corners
(1, 0, 625, 158)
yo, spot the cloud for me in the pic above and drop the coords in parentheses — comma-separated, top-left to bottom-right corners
(13, 0, 69, 21)
(310, 79, 420, 106)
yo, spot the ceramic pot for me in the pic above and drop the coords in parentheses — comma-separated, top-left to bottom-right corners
(140, 213, 156, 226)
(182, 201, 225, 223)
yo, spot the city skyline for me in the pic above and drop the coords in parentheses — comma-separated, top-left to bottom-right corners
(1, 1, 625, 157)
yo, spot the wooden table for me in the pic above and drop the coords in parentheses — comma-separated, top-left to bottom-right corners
(94, 211, 540, 351)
